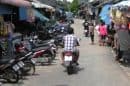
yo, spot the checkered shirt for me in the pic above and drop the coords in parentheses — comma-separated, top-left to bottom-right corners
(63, 34, 78, 51)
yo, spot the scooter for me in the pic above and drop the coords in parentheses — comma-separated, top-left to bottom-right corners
(83, 21, 89, 37)
(63, 51, 77, 75)
(15, 52, 35, 76)
(0, 58, 22, 83)
(14, 43, 36, 75)
(32, 46, 55, 65)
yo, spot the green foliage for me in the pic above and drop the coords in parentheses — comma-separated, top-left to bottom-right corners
(56, 0, 70, 11)
(70, 0, 79, 13)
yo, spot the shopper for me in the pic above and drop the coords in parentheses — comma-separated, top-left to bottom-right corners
(98, 21, 108, 46)
(89, 21, 95, 44)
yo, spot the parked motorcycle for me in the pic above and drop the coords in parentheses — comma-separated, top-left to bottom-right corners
(29, 37, 57, 60)
(32, 46, 55, 65)
(14, 43, 36, 75)
(16, 52, 35, 76)
(0, 58, 22, 83)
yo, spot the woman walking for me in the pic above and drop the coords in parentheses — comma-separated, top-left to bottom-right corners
(98, 21, 108, 46)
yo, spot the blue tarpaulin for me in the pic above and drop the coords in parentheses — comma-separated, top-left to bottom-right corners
(19, 7, 27, 20)
(33, 9, 49, 22)
(99, 4, 111, 25)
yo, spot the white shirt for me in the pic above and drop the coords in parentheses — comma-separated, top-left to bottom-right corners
(63, 34, 78, 51)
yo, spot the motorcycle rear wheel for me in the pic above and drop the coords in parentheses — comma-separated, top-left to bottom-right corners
(67, 66, 73, 75)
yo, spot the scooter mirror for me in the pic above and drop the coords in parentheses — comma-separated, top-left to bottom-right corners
(50, 39, 55, 43)
(30, 39, 33, 42)
(34, 35, 38, 39)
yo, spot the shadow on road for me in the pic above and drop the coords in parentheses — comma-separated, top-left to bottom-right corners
(119, 61, 130, 67)
(63, 67, 85, 75)
(55, 84, 69, 86)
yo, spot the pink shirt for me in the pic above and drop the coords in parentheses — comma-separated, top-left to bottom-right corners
(99, 25, 107, 36)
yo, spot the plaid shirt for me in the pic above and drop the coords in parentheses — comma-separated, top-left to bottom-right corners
(63, 34, 78, 51)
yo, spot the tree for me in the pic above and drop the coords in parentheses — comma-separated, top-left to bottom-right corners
(70, 0, 79, 13)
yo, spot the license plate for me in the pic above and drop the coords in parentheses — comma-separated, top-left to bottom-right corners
(64, 56, 72, 61)
(13, 64, 19, 71)
(18, 61, 24, 68)
(31, 59, 36, 64)
(84, 30, 88, 32)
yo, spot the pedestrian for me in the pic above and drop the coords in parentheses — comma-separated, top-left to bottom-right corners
(89, 21, 95, 44)
(98, 20, 108, 46)
(4, 19, 15, 58)
(95, 23, 100, 42)
(116, 24, 130, 62)
(113, 30, 120, 61)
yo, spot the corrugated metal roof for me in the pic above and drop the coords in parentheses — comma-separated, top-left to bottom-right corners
(38, 0, 57, 7)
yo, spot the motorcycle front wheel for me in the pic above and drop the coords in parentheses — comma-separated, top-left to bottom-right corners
(23, 62, 35, 75)
(4, 68, 19, 83)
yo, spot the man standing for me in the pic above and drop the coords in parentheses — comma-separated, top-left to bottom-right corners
(89, 21, 95, 44)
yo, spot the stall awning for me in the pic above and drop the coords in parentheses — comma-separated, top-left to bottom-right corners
(0, 4, 13, 14)
(33, 9, 49, 22)
(113, 0, 130, 7)
(32, 2, 55, 11)
(0, 0, 32, 7)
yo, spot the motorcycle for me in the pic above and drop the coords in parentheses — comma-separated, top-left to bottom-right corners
(14, 43, 36, 75)
(63, 51, 78, 75)
(16, 52, 35, 76)
(29, 37, 57, 61)
(0, 58, 22, 83)
(83, 22, 89, 37)
(32, 45, 55, 65)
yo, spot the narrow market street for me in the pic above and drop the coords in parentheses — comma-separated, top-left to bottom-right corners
(3, 19, 130, 86)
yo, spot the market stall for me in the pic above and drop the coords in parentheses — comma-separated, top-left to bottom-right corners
(31, 1, 55, 12)
(0, 0, 33, 59)
(31, 0, 55, 20)
(110, 0, 130, 62)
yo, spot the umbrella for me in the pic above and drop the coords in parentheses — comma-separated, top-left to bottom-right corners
(99, 4, 111, 25)
(101, 15, 111, 25)
(113, 0, 130, 7)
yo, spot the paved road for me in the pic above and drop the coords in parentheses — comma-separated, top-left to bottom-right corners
(3, 19, 130, 86)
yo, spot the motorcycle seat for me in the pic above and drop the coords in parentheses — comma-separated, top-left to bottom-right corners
(21, 52, 32, 59)
(32, 46, 50, 52)
(34, 43, 50, 48)
(0, 59, 10, 65)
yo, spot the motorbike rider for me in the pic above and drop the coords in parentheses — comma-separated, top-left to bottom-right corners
(61, 27, 80, 65)
(56, 18, 69, 33)
(83, 19, 89, 37)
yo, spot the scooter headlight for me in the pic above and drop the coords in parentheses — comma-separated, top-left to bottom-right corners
(50, 39, 55, 43)
(34, 35, 38, 39)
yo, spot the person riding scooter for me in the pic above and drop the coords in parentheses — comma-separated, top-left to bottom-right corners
(61, 27, 80, 65)
(83, 19, 89, 37)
